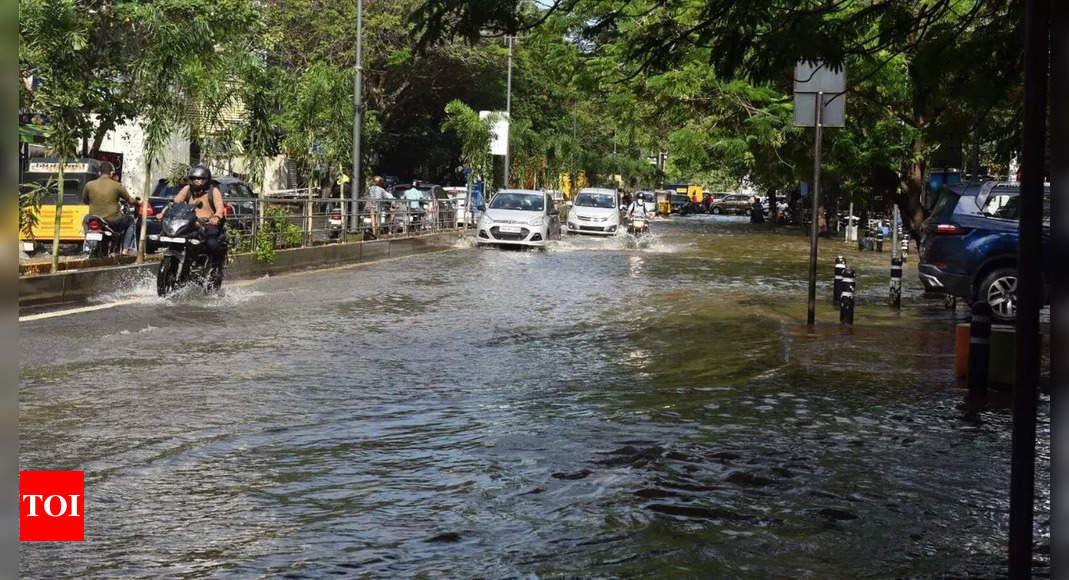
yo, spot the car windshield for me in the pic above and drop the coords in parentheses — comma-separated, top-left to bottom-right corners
(575, 193, 616, 208)
(489, 193, 544, 211)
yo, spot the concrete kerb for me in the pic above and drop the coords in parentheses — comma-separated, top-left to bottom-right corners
(19, 231, 465, 308)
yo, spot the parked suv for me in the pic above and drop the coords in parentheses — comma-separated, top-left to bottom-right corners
(918, 181, 1051, 321)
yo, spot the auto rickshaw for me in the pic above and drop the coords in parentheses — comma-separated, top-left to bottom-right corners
(20, 158, 102, 253)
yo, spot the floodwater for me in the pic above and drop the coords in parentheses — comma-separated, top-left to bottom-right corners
(20, 215, 1050, 577)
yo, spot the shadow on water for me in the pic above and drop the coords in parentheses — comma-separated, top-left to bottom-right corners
(19, 217, 1047, 577)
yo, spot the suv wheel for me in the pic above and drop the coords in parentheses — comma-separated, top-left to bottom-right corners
(979, 268, 1017, 322)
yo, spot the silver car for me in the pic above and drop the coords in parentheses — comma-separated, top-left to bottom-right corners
(476, 189, 562, 247)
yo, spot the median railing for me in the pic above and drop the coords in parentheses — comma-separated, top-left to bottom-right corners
(222, 194, 467, 256)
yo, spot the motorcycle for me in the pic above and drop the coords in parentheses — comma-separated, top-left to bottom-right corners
(83, 215, 124, 258)
(627, 215, 650, 236)
(328, 206, 343, 240)
(83, 201, 143, 258)
(151, 203, 225, 297)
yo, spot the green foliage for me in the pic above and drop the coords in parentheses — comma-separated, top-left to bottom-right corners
(18, 180, 52, 239)
(441, 100, 496, 182)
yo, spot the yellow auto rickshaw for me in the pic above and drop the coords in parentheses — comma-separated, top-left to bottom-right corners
(20, 158, 102, 253)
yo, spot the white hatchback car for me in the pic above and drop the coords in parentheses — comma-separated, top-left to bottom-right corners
(566, 187, 621, 235)
(476, 189, 562, 247)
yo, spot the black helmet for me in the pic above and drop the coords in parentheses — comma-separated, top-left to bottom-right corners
(189, 165, 211, 180)
(189, 165, 211, 192)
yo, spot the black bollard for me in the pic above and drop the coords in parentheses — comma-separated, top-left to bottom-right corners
(833, 256, 845, 306)
(876, 229, 884, 252)
(967, 302, 991, 404)
(840, 267, 856, 325)
(889, 256, 903, 308)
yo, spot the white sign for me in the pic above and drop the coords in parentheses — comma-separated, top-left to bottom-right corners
(479, 110, 510, 156)
(793, 61, 846, 128)
(28, 161, 92, 174)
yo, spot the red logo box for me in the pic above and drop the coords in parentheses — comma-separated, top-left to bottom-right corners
(20, 471, 84, 541)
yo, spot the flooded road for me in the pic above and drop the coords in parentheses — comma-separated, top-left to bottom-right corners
(20, 216, 1049, 577)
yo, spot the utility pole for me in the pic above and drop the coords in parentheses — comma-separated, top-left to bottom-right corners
(503, 35, 513, 189)
(351, 0, 363, 233)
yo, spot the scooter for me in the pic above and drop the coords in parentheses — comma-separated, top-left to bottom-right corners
(151, 203, 225, 297)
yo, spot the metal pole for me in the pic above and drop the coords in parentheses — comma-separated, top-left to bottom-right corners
(503, 35, 513, 189)
(351, 0, 363, 233)
(1010, 0, 1049, 576)
(1051, 0, 1068, 575)
(806, 92, 823, 327)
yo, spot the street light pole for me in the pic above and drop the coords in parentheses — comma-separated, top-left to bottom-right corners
(503, 35, 513, 189)
(351, 0, 363, 233)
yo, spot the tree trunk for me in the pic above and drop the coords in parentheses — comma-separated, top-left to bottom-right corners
(138, 157, 152, 262)
(50, 159, 66, 273)
(89, 113, 117, 157)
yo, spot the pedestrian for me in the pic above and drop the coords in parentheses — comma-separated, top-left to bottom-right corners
(749, 196, 765, 224)
(403, 181, 424, 231)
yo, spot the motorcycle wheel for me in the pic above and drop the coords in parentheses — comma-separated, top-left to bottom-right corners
(157, 255, 179, 297)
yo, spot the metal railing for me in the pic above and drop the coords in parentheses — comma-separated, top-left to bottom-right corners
(221, 197, 468, 254)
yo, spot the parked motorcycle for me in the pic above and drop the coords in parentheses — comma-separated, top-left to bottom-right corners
(152, 203, 225, 297)
(328, 207, 343, 240)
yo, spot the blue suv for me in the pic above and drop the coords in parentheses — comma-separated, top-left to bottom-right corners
(918, 181, 1051, 321)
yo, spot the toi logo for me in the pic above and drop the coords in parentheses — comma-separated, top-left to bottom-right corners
(20, 471, 84, 541)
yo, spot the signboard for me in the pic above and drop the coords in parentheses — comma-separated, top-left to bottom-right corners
(27, 161, 92, 174)
(479, 110, 510, 156)
(793, 61, 846, 128)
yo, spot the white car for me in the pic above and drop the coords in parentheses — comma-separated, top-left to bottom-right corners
(476, 189, 562, 247)
(566, 187, 621, 235)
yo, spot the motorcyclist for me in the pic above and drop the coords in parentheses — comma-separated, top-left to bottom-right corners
(81, 161, 141, 256)
(627, 194, 649, 220)
(159, 165, 227, 285)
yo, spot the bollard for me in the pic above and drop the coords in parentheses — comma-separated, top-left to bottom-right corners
(900, 238, 909, 262)
(888, 256, 902, 308)
(839, 267, 855, 324)
(967, 302, 992, 403)
(876, 229, 884, 252)
(833, 256, 845, 306)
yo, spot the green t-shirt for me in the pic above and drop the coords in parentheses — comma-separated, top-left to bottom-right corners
(82, 176, 135, 221)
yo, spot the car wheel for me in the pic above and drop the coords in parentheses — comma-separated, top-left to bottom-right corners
(979, 267, 1017, 322)
(712, 207, 721, 215)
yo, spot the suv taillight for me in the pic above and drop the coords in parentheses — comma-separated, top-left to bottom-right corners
(934, 224, 970, 235)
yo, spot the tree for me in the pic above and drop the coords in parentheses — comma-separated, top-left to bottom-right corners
(20, 0, 91, 272)
(121, 0, 258, 259)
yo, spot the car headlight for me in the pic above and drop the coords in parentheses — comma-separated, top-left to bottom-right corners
(528, 216, 544, 226)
